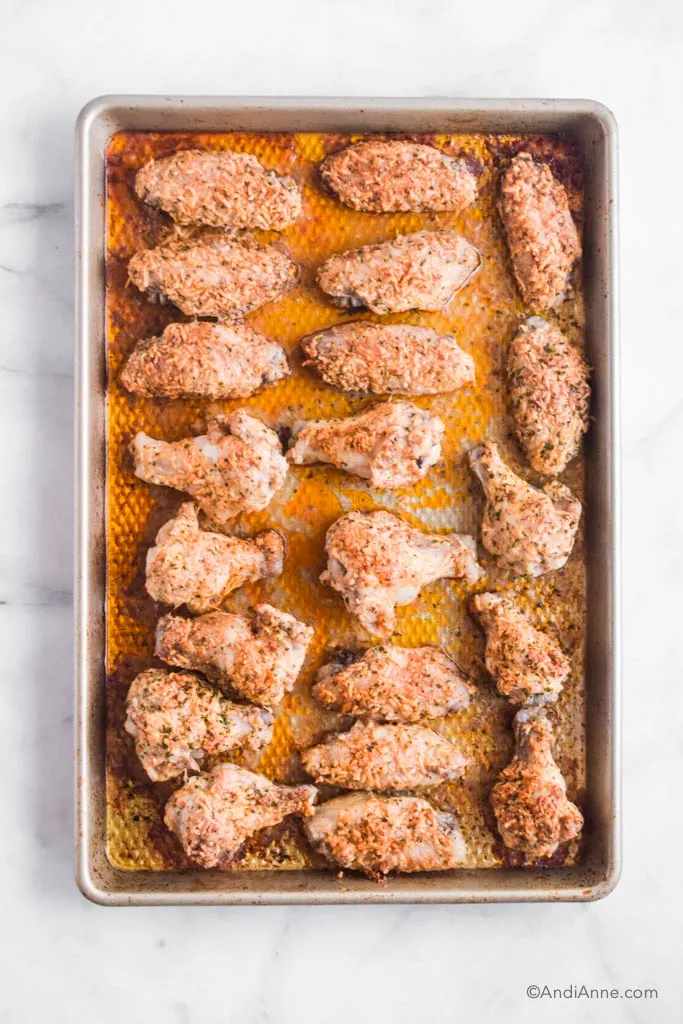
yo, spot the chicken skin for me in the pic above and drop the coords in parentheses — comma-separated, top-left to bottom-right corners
(313, 645, 474, 722)
(321, 510, 482, 637)
(468, 442, 581, 577)
(145, 503, 284, 614)
(490, 707, 583, 860)
(120, 321, 289, 400)
(128, 233, 298, 319)
(135, 148, 302, 231)
(164, 763, 317, 868)
(302, 720, 468, 791)
(155, 604, 314, 708)
(287, 401, 444, 489)
(305, 793, 466, 878)
(132, 411, 288, 524)
(317, 230, 480, 314)
(320, 139, 478, 214)
(472, 592, 569, 704)
(499, 153, 581, 310)
(301, 321, 475, 396)
(125, 669, 273, 782)
(508, 317, 590, 476)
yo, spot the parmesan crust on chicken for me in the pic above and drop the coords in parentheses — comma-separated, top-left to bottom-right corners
(499, 153, 581, 310)
(313, 645, 474, 722)
(125, 669, 273, 782)
(320, 139, 477, 214)
(317, 230, 480, 314)
(145, 503, 284, 614)
(135, 148, 302, 230)
(301, 321, 475, 395)
(287, 401, 444, 489)
(155, 604, 314, 708)
(128, 233, 298, 319)
(305, 792, 467, 878)
(165, 763, 317, 868)
(132, 411, 288, 524)
(120, 321, 290, 400)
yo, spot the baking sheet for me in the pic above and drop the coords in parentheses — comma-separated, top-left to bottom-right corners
(104, 129, 586, 874)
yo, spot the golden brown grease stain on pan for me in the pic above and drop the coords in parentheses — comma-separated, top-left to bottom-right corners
(105, 131, 586, 872)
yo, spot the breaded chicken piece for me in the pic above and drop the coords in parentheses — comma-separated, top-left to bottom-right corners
(135, 148, 302, 230)
(468, 442, 581, 577)
(287, 401, 444, 489)
(321, 510, 482, 638)
(120, 321, 289, 400)
(490, 707, 583, 860)
(302, 720, 468, 791)
(128, 233, 298, 319)
(317, 230, 480, 314)
(499, 153, 581, 310)
(305, 793, 466, 878)
(125, 669, 273, 782)
(320, 139, 477, 214)
(508, 317, 590, 476)
(155, 604, 314, 708)
(313, 645, 474, 722)
(165, 763, 317, 868)
(301, 321, 475, 395)
(145, 503, 283, 614)
(472, 592, 569, 704)
(132, 410, 288, 524)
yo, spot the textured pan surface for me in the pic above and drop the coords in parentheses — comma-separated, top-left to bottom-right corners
(105, 129, 586, 874)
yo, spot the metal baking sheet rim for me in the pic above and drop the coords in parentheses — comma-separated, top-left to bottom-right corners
(75, 96, 621, 906)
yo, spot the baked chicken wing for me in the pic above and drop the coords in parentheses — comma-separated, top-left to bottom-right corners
(164, 763, 317, 868)
(490, 707, 583, 860)
(120, 321, 289, 400)
(302, 720, 468, 790)
(305, 793, 466, 878)
(287, 401, 444, 489)
(468, 442, 581, 577)
(499, 153, 581, 310)
(128, 233, 298, 319)
(155, 604, 314, 708)
(320, 139, 477, 214)
(135, 148, 302, 230)
(125, 669, 273, 782)
(321, 510, 482, 637)
(316, 230, 480, 314)
(313, 645, 473, 722)
(145, 503, 284, 614)
(472, 592, 569, 704)
(508, 317, 590, 476)
(132, 410, 288, 524)
(301, 321, 475, 395)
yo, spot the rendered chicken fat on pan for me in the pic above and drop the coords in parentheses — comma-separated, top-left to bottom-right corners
(135, 148, 302, 230)
(319, 139, 478, 214)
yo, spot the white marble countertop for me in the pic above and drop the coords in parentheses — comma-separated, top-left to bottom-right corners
(1, 0, 682, 1020)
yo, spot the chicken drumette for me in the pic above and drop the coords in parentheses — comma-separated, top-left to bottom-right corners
(125, 669, 273, 782)
(302, 720, 468, 791)
(145, 503, 283, 614)
(155, 604, 314, 708)
(472, 592, 569, 704)
(132, 410, 288, 524)
(490, 707, 583, 860)
(164, 763, 317, 868)
(313, 645, 473, 722)
(287, 401, 444, 489)
(321, 510, 482, 637)
(468, 442, 581, 577)
(508, 318, 590, 476)
(120, 321, 290, 400)
(305, 793, 467, 878)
